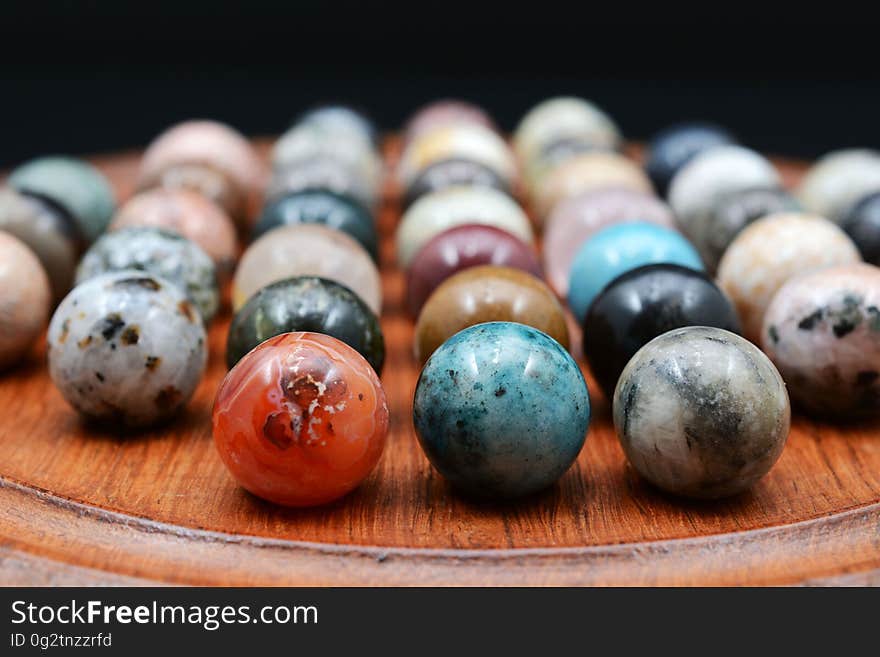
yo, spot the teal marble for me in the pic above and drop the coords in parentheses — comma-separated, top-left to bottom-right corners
(412, 321, 590, 499)
(252, 189, 378, 261)
(9, 156, 116, 243)
(567, 221, 703, 324)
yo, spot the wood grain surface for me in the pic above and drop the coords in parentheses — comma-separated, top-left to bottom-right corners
(0, 141, 878, 586)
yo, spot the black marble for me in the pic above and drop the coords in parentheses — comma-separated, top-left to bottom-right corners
(644, 122, 736, 197)
(583, 263, 741, 398)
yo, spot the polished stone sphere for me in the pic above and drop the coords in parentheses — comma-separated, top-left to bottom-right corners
(614, 327, 790, 499)
(414, 266, 569, 363)
(762, 263, 880, 419)
(213, 332, 388, 507)
(584, 264, 741, 399)
(413, 321, 590, 499)
(644, 121, 736, 197)
(406, 224, 541, 317)
(227, 276, 384, 374)
(841, 192, 880, 265)
(567, 221, 703, 325)
(9, 156, 116, 243)
(252, 189, 378, 261)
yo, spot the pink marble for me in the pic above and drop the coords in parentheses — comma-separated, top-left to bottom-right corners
(542, 187, 677, 297)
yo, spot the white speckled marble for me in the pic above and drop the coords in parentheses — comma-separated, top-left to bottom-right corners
(0, 233, 50, 370)
(797, 149, 880, 222)
(397, 123, 517, 191)
(717, 212, 861, 341)
(613, 326, 790, 499)
(395, 186, 534, 268)
(271, 124, 383, 196)
(762, 263, 880, 418)
(76, 227, 220, 323)
(532, 151, 652, 223)
(668, 145, 780, 240)
(513, 97, 621, 168)
(47, 270, 207, 428)
(267, 155, 378, 211)
(233, 223, 381, 313)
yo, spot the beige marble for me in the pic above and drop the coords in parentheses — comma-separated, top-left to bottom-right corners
(717, 212, 861, 341)
(233, 224, 381, 314)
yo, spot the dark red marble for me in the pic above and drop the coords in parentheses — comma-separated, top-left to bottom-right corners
(405, 224, 542, 317)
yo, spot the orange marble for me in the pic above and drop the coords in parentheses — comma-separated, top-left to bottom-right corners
(212, 332, 389, 507)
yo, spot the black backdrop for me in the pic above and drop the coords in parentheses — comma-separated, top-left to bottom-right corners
(2, 1, 878, 167)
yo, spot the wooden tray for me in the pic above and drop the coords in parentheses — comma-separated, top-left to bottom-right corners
(1, 141, 879, 587)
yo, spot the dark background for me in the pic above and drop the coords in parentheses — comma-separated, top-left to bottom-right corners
(1, 1, 878, 167)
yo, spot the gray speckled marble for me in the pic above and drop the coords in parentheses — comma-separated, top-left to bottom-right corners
(613, 326, 790, 499)
(412, 321, 590, 499)
(76, 227, 218, 323)
(48, 270, 207, 428)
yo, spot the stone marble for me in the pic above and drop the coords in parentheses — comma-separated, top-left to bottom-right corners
(395, 186, 533, 269)
(668, 145, 780, 241)
(532, 151, 652, 223)
(414, 265, 568, 363)
(613, 326, 790, 499)
(513, 96, 621, 171)
(0, 186, 80, 301)
(233, 223, 381, 314)
(567, 222, 704, 325)
(403, 157, 510, 210)
(0, 233, 50, 370)
(403, 100, 496, 146)
(137, 161, 246, 224)
(110, 188, 238, 280)
(397, 123, 516, 192)
(271, 124, 383, 198)
(138, 120, 266, 227)
(797, 149, 880, 222)
(762, 263, 880, 419)
(213, 332, 388, 507)
(252, 189, 378, 261)
(296, 104, 378, 146)
(717, 212, 861, 341)
(644, 122, 736, 197)
(9, 156, 116, 243)
(412, 321, 590, 499)
(76, 227, 219, 324)
(584, 264, 741, 399)
(690, 186, 800, 274)
(227, 276, 384, 374)
(47, 270, 207, 428)
(542, 187, 676, 297)
(266, 155, 378, 211)
(406, 224, 542, 317)
(841, 191, 880, 266)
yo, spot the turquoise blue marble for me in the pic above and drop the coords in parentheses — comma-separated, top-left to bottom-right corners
(251, 189, 378, 261)
(567, 221, 703, 324)
(412, 321, 590, 499)
(9, 156, 116, 243)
